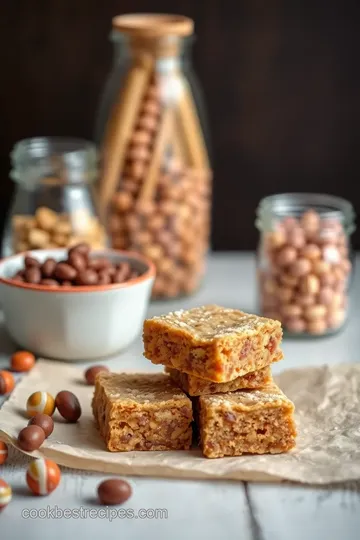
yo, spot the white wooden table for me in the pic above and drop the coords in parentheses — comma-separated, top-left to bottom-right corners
(1, 253, 360, 540)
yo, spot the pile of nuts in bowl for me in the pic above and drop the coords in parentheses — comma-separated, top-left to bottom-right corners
(258, 209, 352, 336)
(10, 243, 141, 287)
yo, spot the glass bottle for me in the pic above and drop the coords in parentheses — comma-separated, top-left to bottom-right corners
(255, 193, 356, 337)
(2, 137, 107, 257)
(95, 14, 212, 299)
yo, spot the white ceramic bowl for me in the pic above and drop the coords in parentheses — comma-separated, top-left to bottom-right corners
(0, 249, 155, 361)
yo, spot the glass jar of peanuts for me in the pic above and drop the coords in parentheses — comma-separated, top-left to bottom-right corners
(2, 137, 108, 256)
(95, 14, 212, 299)
(256, 193, 356, 337)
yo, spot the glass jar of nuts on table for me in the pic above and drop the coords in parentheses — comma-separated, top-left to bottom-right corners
(96, 14, 212, 299)
(256, 193, 356, 337)
(2, 137, 108, 256)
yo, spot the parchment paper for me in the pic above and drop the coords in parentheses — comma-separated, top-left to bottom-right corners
(0, 360, 359, 484)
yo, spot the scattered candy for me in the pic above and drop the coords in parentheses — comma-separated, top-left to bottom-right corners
(28, 414, 54, 438)
(0, 479, 12, 509)
(97, 479, 132, 506)
(18, 426, 45, 452)
(85, 365, 110, 385)
(26, 391, 55, 417)
(0, 371, 15, 395)
(26, 458, 61, 496)
(0, 442, 8, 465)
(55, 391, 82, 422)
(11, 350, 36, 372)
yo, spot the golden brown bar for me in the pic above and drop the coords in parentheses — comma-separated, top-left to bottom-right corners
(198, 382, 296, 458)
(143, 305, 283, 382)
(92, 372, 193, 452)
(166, 366, 272, 396)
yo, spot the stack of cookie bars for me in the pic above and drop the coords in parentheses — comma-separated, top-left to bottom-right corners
(93, 305, 297, 458)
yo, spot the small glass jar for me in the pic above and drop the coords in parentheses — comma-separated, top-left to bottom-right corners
(255, 193, 356, 336)
(2, 137, 107, 257)
(95, 14, 212, 299)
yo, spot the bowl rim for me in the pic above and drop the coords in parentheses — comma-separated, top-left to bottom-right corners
(0, 248, 156, 293)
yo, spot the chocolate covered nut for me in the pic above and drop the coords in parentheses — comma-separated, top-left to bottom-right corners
(89, 258, 112, 271)
(28, 414, 54, 438)
(18, 425, 45, 451)
(68, 242, 90, 258)
(41, 258, 57, 277)
(62, 280, 73, 287)
(97, 271, 112, 285)
(113, 262, 131, 283)
(24, 266, 42, 284)
(68, 251, 87, 272)
(55, 391, 82, 422)
(76, 269, 98, 286)
(55, 263, 77, 281)
(11, 351, 36, 372)
(13, 270, 25, 282)
(97, 479, 132, 506)
(24, 255, 40, 268)
(85, 365, 110, 385)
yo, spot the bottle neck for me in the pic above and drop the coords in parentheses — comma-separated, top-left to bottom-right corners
(11, 138, 98, 190)
(112, 32, 190, 72)
(256, 193, 356, 235)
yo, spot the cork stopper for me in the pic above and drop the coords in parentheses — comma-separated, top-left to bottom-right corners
(112, 13, 194, 37)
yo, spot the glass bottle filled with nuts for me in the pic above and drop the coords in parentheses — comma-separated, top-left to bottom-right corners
(256, 193, 356, 336)
(96, 14, 212, 299)
(2, 137, 107, 256)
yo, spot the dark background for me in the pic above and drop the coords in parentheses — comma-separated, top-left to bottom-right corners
(1, 1, 359, 249)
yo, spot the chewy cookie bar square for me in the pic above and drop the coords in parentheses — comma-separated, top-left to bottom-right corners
(166, 366, 273, 396)
(198, 382, 296, 458)
(92, 372, 193, 452)
(143, 305, 283, 383)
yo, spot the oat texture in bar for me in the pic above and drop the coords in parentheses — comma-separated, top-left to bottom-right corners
(198, 382, 296, 458)
(143, 305, 283, 382)
(92, 372, 193, 452)
(166, 366, 272, 396)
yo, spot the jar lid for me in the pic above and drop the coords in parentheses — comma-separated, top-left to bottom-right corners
(112, 14, 194, 37)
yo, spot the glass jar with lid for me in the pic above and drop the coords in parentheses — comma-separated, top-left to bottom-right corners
(255, 193, 356, 336)
(95, 14, 212, 299)
(2, 137, 107, 257)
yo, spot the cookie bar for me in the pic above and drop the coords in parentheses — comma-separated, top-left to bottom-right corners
(92, 372, 193, 452)
(198, 382, 296, 458)
(166, 366, 272, 396)
(143, 305, 283, 382)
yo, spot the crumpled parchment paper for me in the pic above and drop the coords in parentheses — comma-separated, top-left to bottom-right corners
(0, 360, 359, 484)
